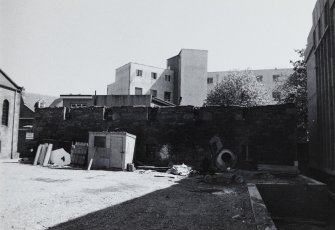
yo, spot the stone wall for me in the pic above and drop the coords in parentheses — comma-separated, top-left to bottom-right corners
(33, 104, 297, 167)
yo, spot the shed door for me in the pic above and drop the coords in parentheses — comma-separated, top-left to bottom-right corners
(109, 136, 124, 168)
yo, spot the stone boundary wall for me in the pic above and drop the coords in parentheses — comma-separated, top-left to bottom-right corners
(33, 104, 297, 167)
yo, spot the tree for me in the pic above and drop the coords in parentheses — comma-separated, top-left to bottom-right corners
(276, 49, 307, 142)
(204, 70, 271, 107)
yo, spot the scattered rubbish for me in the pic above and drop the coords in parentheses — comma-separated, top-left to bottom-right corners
(154, 174, 176, 179)
(167, 163, 192, 176)
(42, 144, 53, 166)
(232, 214, 240, 219)
(71, 142, 88, 167)
(87, 159, 93, 171)
(137, 169, 153, 174)
(50, 148, 71, 166)
(127, 163, 136, 172)
(38, 144, 49, 165)
(203, 172, 244, 184)
(137, 166, 170, 172)
(33, 145, 43, 166)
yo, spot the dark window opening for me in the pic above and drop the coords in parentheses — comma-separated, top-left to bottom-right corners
(2, 100, 9, 126)
(94, 136, 106, 148)
(165, 75, 171, 81)
(164, 92, 171, 102)
(207, 78, 213, 84)
(272, 91, 281, 101)
(256, 75, 263, 83)
(151, 72, 157, 80)
(150, 89, 157, 97)
(136, 69, 143, 76)
(273, 75, 280, 82)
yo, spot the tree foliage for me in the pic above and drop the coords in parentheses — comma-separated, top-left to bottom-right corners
(276, 49, 307, 142)
(204, 70, 271, 107)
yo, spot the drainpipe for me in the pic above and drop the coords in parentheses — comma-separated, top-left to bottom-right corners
(10, 90, 17, 159)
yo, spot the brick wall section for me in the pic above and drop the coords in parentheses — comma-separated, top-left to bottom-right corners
(33, 104, 297, 167)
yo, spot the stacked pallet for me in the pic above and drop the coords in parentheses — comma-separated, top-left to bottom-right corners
(71, 142, 88, 167)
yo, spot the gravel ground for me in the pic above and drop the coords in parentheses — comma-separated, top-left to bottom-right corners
(0, 160, 255, 230)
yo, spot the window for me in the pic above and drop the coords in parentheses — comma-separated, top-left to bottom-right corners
(164, 92, 171, 102)
(94, 136, 106, 148)
(135, 87, 143, 95)
(207, 78, 213, 84)
(151, 72, 157, 80)
(165, 75, 171, 81)
(256, 75, 263, 83)
(2, 100, 9, 126)
(150, 89, 157, 98)
(273, 75, 280, 82)
(136, 69, 143, 76)
(272, 91, 281, 101)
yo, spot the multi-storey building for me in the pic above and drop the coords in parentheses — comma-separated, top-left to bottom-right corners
(107, 49, 292, 106)
(305, 0, 335, 186)
(107, 62, 175, 104)
(207, 68, 293, 102)
(108, 49, 208, 106)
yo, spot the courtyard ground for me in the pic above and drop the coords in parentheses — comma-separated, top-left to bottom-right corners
(0, 160, 255, 230)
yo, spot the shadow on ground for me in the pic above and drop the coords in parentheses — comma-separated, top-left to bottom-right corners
(49, 178, 255, 230)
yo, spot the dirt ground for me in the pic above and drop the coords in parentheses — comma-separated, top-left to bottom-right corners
(0, 160, 255, 230)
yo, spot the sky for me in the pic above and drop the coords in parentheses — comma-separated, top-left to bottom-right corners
(0, 0, 317, 96)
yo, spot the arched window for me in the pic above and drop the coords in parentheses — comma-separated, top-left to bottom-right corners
(2, 100, 9, 126)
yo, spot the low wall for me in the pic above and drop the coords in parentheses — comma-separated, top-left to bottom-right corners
(33, 104, 297, 167)
(256, 176, 328, 222)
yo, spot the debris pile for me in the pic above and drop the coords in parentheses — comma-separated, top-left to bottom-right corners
(32, 143, 71, 168)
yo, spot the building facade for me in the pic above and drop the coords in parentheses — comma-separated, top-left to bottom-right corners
(0, 69, 22, 158)
(108, 49, 208, 106)
(107, 49, 291, 106)
(167, 49, 208, 106)
(305, 0, 335, 181)
(18, 92, 57, 156)
(107, 63, 175, 103)
(207, 68, 294, 102)
(50, 94, 175, 108)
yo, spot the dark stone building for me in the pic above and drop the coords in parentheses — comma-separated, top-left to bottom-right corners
(305, 0, 335, 190)
(18, 92, 57, 156)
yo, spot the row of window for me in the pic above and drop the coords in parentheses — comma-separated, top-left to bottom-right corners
(70, 104, 87, 108)
(136, 69, 171, 82)
(135, 87, 171, 102)
(207, 75, 282, 84)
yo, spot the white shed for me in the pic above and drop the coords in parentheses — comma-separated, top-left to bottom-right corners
(88, 132, 136, 170)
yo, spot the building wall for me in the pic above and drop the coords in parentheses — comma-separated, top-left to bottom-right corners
(0, 87, 21, 158)
(306, 0, 335, 174)
(129, 63, 174, 102)
(167, 55, 181, 105)
(33, 104, 297, 168)
(94, 95, 152, 107)
(62, 98, 93, 108)
(107, 63, 131, 95)
(207, 68, 293, 102)
(179, 49, 208, 106)
(108, 63, 174, 103)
